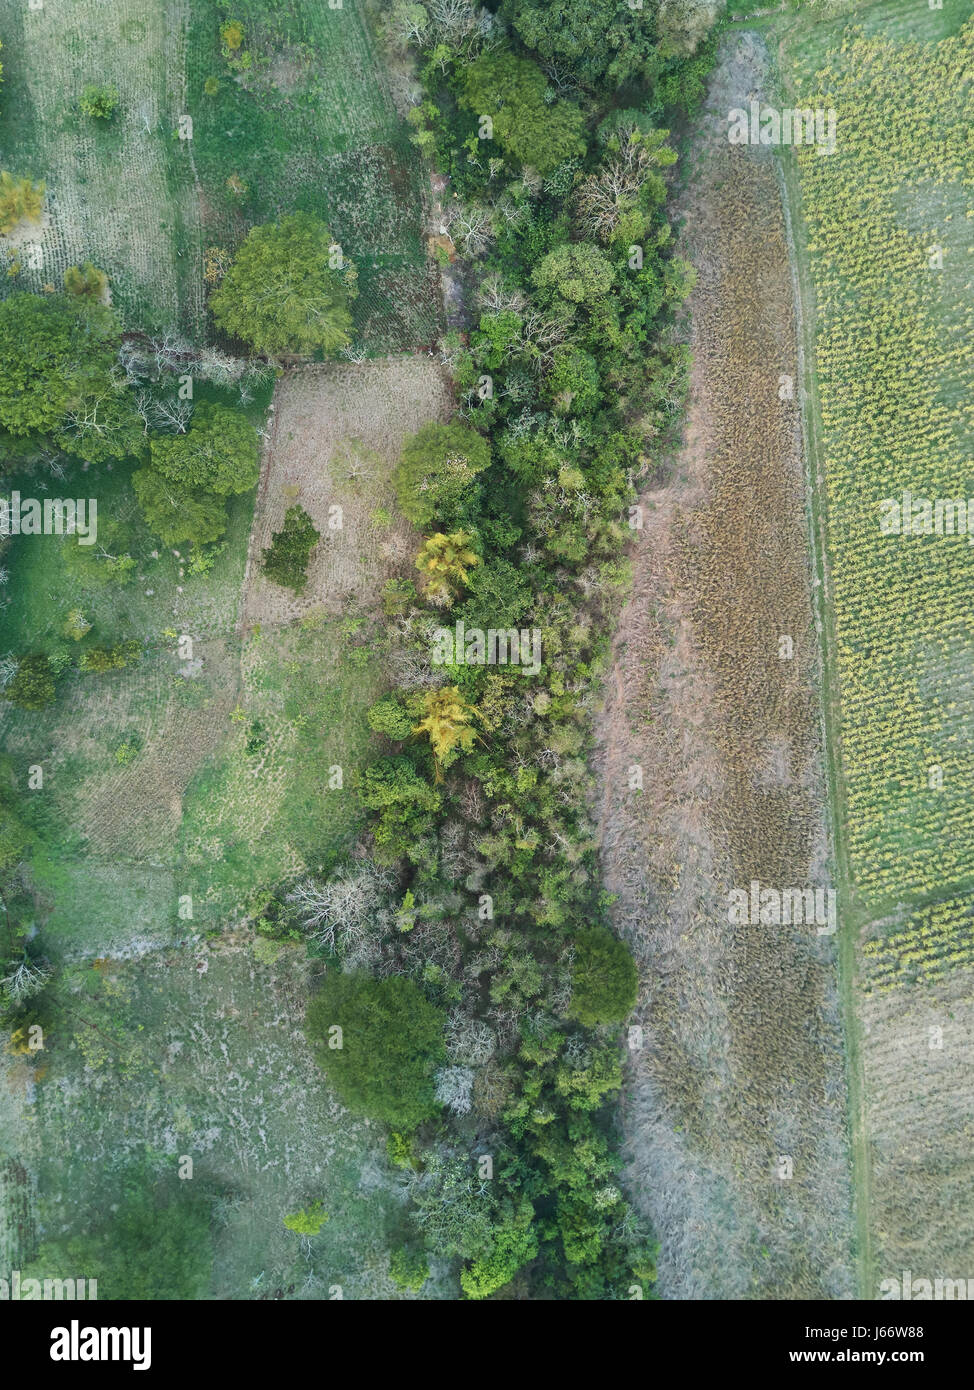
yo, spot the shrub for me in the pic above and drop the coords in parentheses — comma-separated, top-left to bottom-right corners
(283, 1200, 328, 1236)
(80, 83, 120, 120)
(0, 173, 44, 235)
(2, 653, 55, 710)
(261, 505, 319, 593)
(389, 1245, 429, 1291)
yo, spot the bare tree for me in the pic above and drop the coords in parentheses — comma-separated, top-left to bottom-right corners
(1, 958, 51, 1003)
(434, 1065, 475, 1115)
(286, 865, 395, 958)
(151, 397, 194, 434)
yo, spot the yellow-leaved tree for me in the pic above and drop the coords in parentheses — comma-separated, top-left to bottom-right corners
(415, 530, 479, 604)
(412, 686, 479, 779)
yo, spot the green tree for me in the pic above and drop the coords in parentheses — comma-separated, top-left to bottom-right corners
(568, 927, 638, 1026)
(543, 345, 601, 416)
(2, 653, 55, 710)
(0, 293, 123, 443)
(209, 212, 357, 357)
(132, 469, 230, 546)
(394, 421, 490, 527)
(80, 83, 120, 120)
(389, 1244, 429, 1291)
(367, 695, 414, 741)
(305, 973, 446, 1129)
(261, 505, 319, 593)
(283, 1200, 329, 1235)
(531, 242, 615, 319)
(499, 0, 661, 88)
(148, 402, 259, 496)
(458, 54, 585, 175)
(460, 1203, 538, 1300)
(415, 530, 479, 604)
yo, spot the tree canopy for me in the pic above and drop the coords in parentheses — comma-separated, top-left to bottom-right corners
(209, 212, 357, 357)
(305, 972, 446, 1129)
(394, 421, 491, 528)
(458, 53, 586, 175)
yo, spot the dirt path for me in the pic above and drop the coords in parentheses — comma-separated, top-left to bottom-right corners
(595, 31, 854, 1299)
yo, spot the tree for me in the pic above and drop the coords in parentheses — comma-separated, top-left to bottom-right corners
(458, 53, 585, 175)
(80, 83, 120, 120)
(0, 293, 123, 443)
(2, 653, 55, 710)
(389, 1244, 429, 1292)
(543, 344, 601, 415)
(412, 686, 479, 778)
(568, 927, 638, 1026)
(209, 212, 357, 358)
(148, 402, 259, 496)
(359, 756, 442, 858)
(64, 263, 109, 300)
(0, 172, 44, 235)
(460, 1203, 538, 1299)
(394, 421, 490, 527)
(305, 972, 446, 1129)
(132, 469, 229, 546)
(367, 695, 414, 741)
(283, 1201, 329, 1236)
(415, 530, 479, 604)
(499, 0, 661, 87)
(261, 505, 319, 593)
(531, 242, 615, 319)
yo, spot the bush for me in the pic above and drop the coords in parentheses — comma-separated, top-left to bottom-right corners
(261, 505, 319, 593)
(305, 972, 446, 1129)
(79, 640, 142, 674)
(80, 83, 119, 120)
(2, 653, 55, 710)
(367, 695, 413, 741)
(283, 1200, 328, 1235)
(389, 1244, 429, 1292)
(0, 173, 44, 235)
(568, 927, 638, 1026)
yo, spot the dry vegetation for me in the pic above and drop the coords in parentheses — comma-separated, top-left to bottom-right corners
(595, 33, 853, 1299)
(858, 967, 974, 1286)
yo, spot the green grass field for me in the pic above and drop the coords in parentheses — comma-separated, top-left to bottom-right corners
(0, 0, 441, 349)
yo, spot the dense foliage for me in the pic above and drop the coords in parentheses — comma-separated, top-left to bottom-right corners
(288, 0, 718, 1299)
